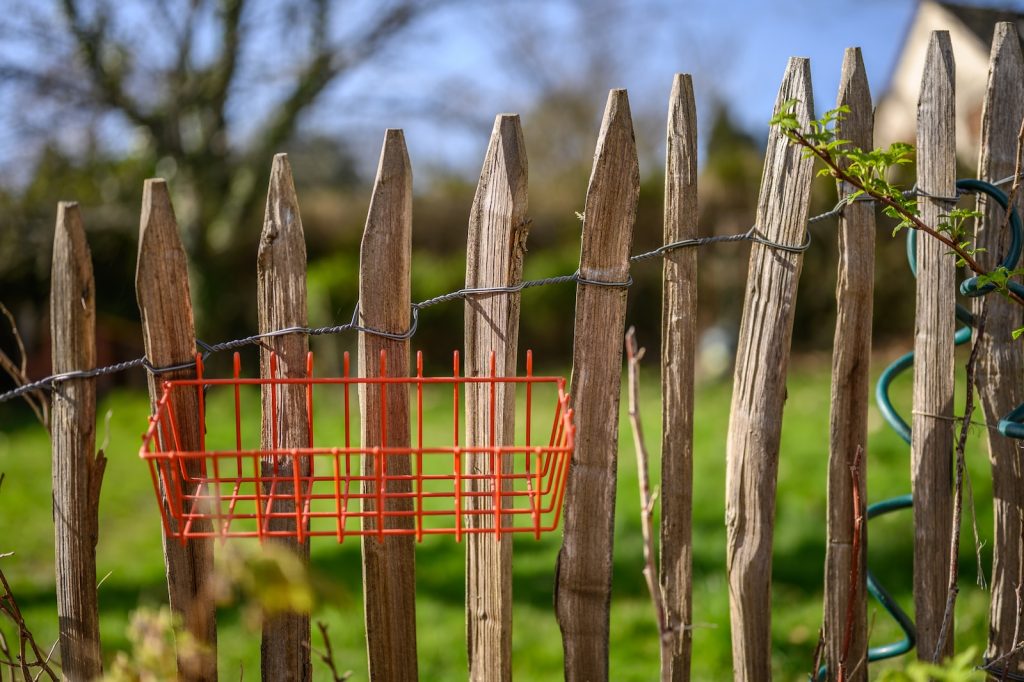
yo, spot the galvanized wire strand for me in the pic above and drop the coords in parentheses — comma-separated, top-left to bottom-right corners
(3, 175, 1022, 406)
(0, 229, 804, 403)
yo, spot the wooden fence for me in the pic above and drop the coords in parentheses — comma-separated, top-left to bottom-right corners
(41, 25, 1024, 682)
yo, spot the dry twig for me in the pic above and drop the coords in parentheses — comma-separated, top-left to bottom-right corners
(0, 476, 60, 681)
(624, 327, 672, 680)
(0, 303, 48, 430)
(311, 621, 351, 682)
(0, 558, 59, 680)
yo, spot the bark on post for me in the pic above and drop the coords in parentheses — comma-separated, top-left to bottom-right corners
(463, 114, 529, 682)
(358, 130, 418, 681)
(660, 73, 697, 682)
(823, 48, 874, 682)
(51, 201, 103, 681)
(136, 180, 217, 681)
(975, 22, 1024, 675)
(257, 154, 312, 682)
(724, 58, 815, 682)
(912, 31, 956, 662)
(554, 88, 639, 682)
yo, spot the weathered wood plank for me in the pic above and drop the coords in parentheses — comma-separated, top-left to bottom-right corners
(554, 88, 639, 682)
(257, 154, 312, 682)
(912, 30, 956, 662)
(358, 130, 418, 681)
(136, 180, 217, 681)
(464, 114, 529, 682)
(660, 73, 697, 682)
(975, 22, 1024, 675)
(51, 201, 103, 681)
(724, 57, 814, 682)
(824, 47, 873, 682)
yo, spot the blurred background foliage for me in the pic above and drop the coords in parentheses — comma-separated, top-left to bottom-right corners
(0, 0, 939, 398)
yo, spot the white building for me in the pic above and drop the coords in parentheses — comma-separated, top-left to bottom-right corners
(874, 0, 1024, 164)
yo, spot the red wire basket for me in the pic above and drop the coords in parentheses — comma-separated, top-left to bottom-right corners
(139, 350, 574, 544)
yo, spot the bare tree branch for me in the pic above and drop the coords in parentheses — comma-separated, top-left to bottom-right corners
(57, 0, 166, 136)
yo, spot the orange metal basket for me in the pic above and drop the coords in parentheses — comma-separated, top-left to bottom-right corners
(140, 350, 574, 544)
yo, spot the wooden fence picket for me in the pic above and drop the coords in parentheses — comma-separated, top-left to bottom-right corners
(660, 73, 698, 682)
(30, 30, 1024, 681)
(51, 202, 103, 681)
(464, 114, 529, 682)
(257, 154, 312, 682)
(824, 47, 874, 682)
(912, 31, 957, 662)
(136, 181, 218, 681)
(724, 57, 814, 682)
(554, 88, 639, 681)
(358, 130, 418, 681)
(974, 21, 1024, 675)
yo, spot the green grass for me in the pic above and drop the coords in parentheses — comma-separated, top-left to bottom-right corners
(0, 351, 1000, 680)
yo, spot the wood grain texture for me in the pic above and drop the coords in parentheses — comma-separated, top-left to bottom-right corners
(660, 73, 697, 682)
(257, 154, 311, 682)
(136, 181, 217, 681)
(975, 22, 1024, 674)
(912, 31, 956, 662)
(464, 114, 529, 682)
(554, 88, 639, 682)
(357, 130, 418, 681)
(824, 48, 874, 682)
(724, 58, 814, 682)
(50, 202, 103, 681)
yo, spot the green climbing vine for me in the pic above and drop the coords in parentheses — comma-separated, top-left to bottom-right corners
(770, 101, 1024, 334)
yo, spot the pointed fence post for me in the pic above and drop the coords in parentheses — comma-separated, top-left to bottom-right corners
(357, 130, 418, 681)
(912, 31, 956, 662)
(660, 73, 697, 682)
(824, 47, 873, 682)
(975, 22, 1024, 675)
(464, 114, 529, 682)
(724, 58, 814, 682)
(554, 88, 639, 682)
(136, 181, 218, 681)
(257, 154, 312, 682)
(51, 201, 103, 681)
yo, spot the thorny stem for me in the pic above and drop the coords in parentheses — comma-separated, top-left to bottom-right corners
(788, 129, 1024, 308)
(809, 629, 826, 682)
(984, 636, 1024, 677)
(997, 116, 1024, 241)
(625, 327, 672, 681)
(998, 581, 1023, 681)
(933, 308, 986, 661)
(837, 446, 865, 682)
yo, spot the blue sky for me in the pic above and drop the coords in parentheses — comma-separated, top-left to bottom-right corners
(295, 0, 1022, 178)
(4, 0, 1022, 182)
(304, 0, 919, 174)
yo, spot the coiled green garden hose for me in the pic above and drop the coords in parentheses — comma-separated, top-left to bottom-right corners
(817, 178, 1022, 680)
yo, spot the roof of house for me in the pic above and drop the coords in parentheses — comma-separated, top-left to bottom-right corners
(937, 1, 1024, 46)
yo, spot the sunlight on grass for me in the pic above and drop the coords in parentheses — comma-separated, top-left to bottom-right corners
(0, 350, 999, 680)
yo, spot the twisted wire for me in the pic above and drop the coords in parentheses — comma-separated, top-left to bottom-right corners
(4, 176, 1022, 405)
